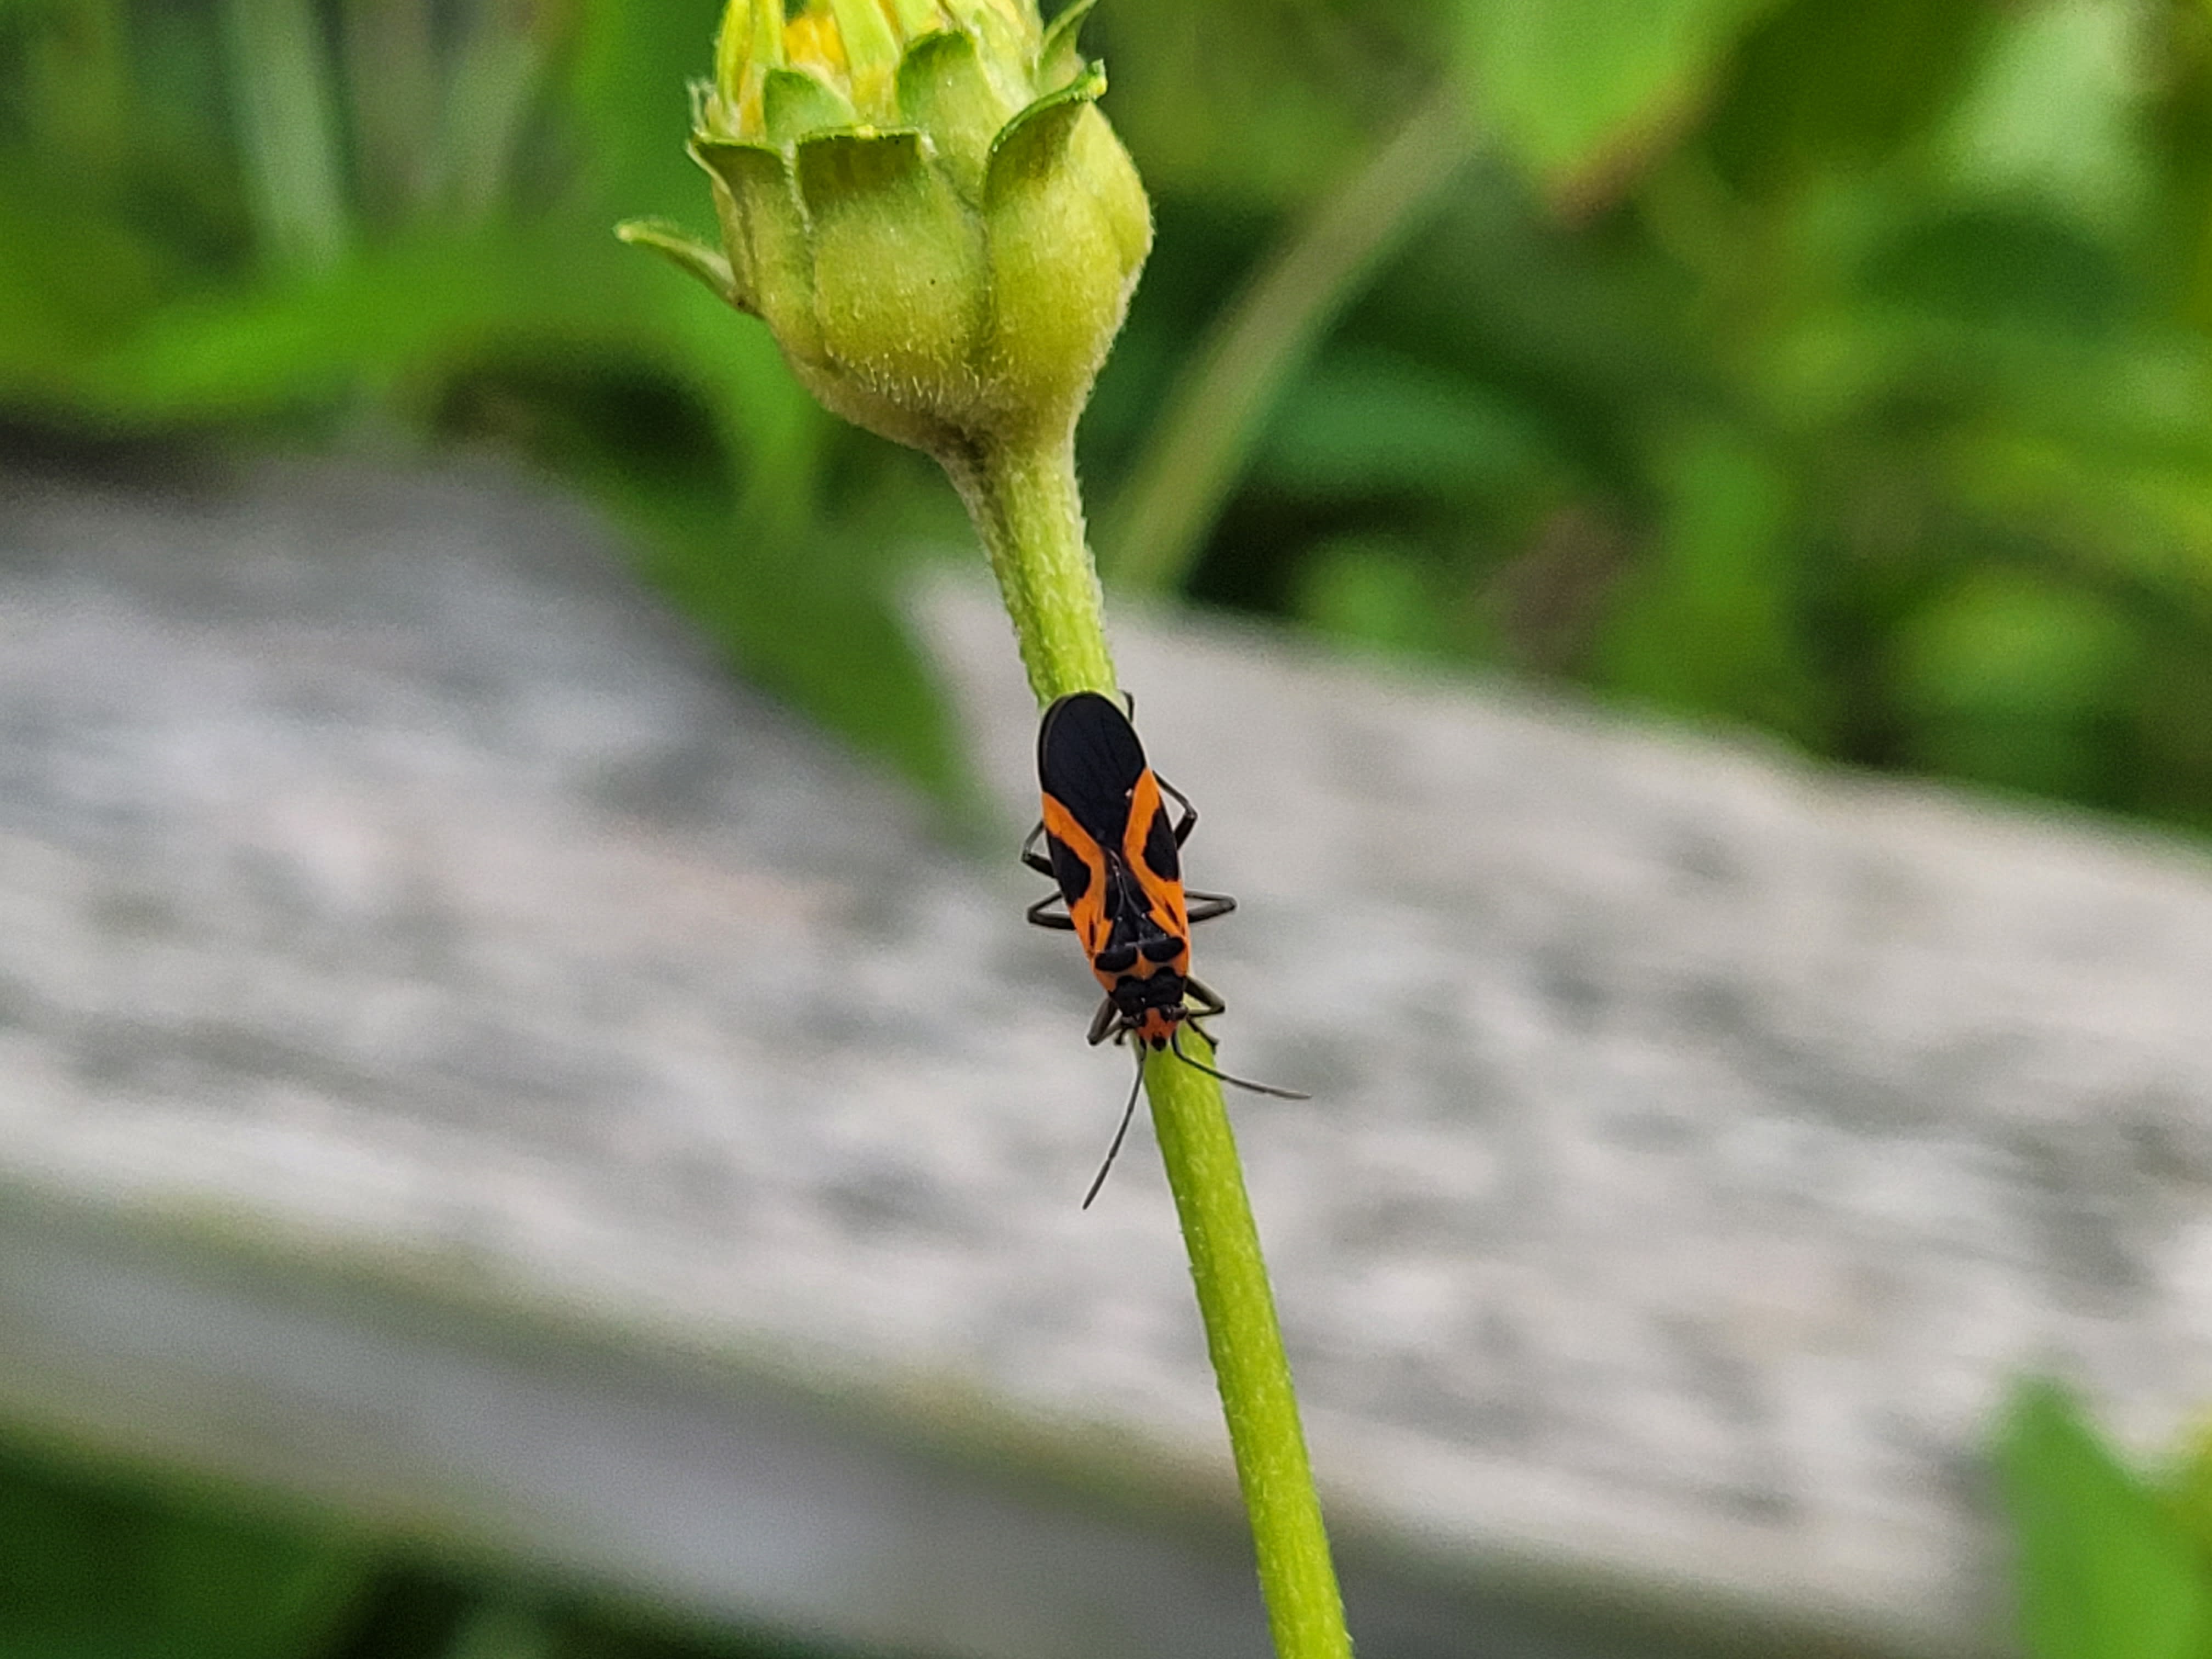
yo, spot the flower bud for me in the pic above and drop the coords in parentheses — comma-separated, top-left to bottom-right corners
(619, 0, 1151, 456)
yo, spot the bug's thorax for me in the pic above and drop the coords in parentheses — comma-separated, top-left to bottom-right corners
(1085, 868, 1191, 980)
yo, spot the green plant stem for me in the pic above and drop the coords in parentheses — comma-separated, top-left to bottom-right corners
(945, 432, 1351, 1659)
(433, 0, 546, 224)
(1146, 1035, 1350, 1659)
(26, 0, 131, 178)
(339, 0, 437, 224)
(1103, 81, 1478, 594)
(219, 0, 352, 271)
(943, 431, 1119, 702)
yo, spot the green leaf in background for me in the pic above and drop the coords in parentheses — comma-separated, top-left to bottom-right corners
(1934, 0, 2148, 239)
(442, 1598, 562, 1659)
(1891, 569, 2141, 803)
(1862, 207, 2132, 341)
(65, 231, 710, 426)
(1292, 534, 1453, 657)
(1996, 1378, 2210, 1659)
(568, 0, 726, 222)
(1591, 424, 1822, 741)
(1085, 0, 1422, 208)
(0, 172, 170, 396)
(1251, 348, 1555, 504)
(0, 1442, 369, 1659)
(1705, 0, 1996, 196)
(2166, 1410, 2212, 1556)
(1458, 0, 1786, 199)
(0, 1429, 870, 1658)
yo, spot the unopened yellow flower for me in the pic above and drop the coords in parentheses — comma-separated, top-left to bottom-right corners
(620, 0, 1151, 459)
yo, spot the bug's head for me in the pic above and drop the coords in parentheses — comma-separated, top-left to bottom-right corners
(1107, 968, 1189, 1049)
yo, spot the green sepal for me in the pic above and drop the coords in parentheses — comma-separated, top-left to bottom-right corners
(762, 67, 856, 145)
(883, 0, 940, 35)
(985, 61, 1106, 190)
(1036, 0, 1098, 92)
(1066, 86, 1151, 272)
(983, 64, 1147, 432)
(943, 0, 1039, 56)
(896, 29, 1015, 202)
(693, 137, 822, 362)
(794, 127, 987, 406)
(945, 0, 1036, 110)
(613, 218, 746, 311)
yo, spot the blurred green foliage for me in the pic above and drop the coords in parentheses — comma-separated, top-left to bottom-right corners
(1997, 1379, 2212, 1659)
(1100, 0, 2212, 833)
(0, 1430, 857, 1659)
(6, 0, 2212, 834)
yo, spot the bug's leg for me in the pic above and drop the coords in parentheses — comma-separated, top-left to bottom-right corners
(1020, 820, 1054, 878)
(1184, 889, 1238, 925)
(1088, 997, 1122, 1046)
(1183, 976, 1227, 1019)
(1026, 891, 1076, 931)
(1022, 822, 1070, 925)
(1157, 774, 1199, 846)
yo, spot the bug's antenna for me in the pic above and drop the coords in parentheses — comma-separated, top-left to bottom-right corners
(1082, 1063, 1147, 1209)
(1169, 1030, 1310, 1100)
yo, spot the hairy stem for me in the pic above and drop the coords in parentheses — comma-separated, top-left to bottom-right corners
(1103, 82, 1477, 594)
(943, 431, 1119, 703)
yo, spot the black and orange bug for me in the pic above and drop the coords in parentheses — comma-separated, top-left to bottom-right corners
(1023, 690, 1305, 1205)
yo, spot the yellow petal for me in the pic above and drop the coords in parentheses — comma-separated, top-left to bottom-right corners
(714, 0, 785, 136)
(823, 0, 901, 118)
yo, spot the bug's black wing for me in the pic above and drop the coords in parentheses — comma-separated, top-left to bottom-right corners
(1036, 691, 1148, 846)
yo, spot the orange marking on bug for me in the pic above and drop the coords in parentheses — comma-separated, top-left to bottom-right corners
(1040, 792, 1113, 958)
(1120, 770, 1192, 945)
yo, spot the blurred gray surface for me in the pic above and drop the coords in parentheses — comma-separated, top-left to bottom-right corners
(4, 458, 2210, 1656)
